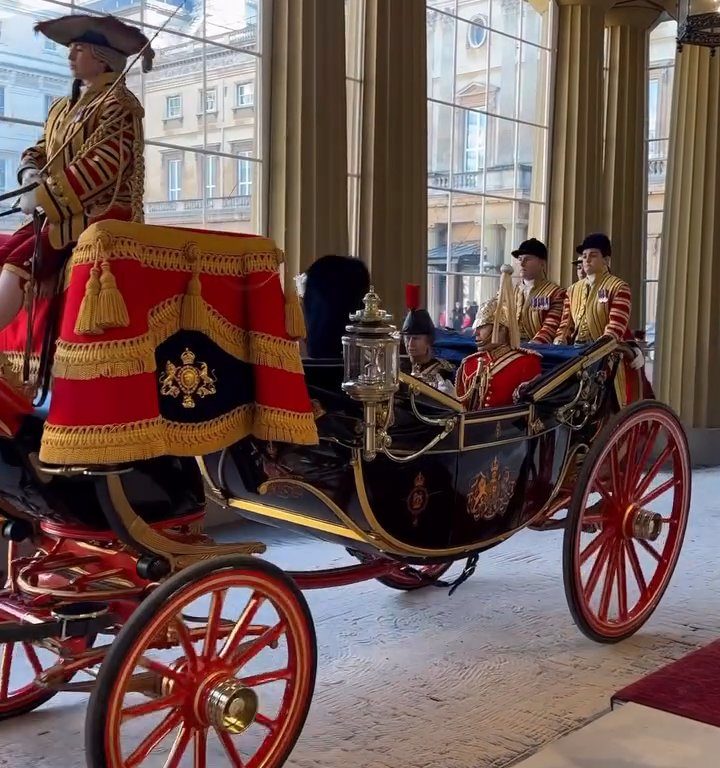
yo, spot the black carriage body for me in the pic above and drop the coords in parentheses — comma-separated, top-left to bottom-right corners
(207, 353, 594, 564)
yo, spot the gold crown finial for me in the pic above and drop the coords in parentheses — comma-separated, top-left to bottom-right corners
(180, 348, 196, 365)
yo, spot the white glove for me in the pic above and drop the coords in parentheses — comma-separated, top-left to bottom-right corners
(20, 168, 41, 187)
(629, 345, 645, 370)
(18, 187, 39, 215)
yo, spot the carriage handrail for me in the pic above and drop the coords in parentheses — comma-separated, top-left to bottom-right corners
(379, 415, 458, 463)
(398, 371, 464, 412)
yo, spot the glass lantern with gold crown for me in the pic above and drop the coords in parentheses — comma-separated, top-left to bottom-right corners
(341, 287, 400, 460)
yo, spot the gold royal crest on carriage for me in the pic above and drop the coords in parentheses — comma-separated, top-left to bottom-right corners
(467, 457, 516, 522)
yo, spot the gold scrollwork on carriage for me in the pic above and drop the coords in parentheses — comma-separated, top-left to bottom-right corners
(159, 348, 217, 409)
(467, 457, 516, 521)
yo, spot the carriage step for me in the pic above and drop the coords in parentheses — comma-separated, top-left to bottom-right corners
(0, 601, 115, 643)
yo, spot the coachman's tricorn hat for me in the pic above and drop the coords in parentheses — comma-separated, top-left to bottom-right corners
(35, 15, 155, 73)
(402, 284, 435, 337)
(576, 233, 612, 257)
(511, 237, 547, 260)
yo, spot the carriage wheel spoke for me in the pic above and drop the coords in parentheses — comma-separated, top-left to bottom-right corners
(593, 476, 615, 506)
(137, 657, 189, 691)
(635, 442, 675, 502)
(121, 693, 183, 722)
(255, 712, 279, 733)
(638, 538, 664, 563)
(609, 445, 622, 499)
(580, 528, 612, 566)
(636, 476, 679, 508)
(231, 621, 286, 673)
(194, 728, 208, 768)
(622, 425, 640, 497)
(126, 710, 182, 768)
(217, 729, 245, 767)
(220, 593, 264, 662)
(0, 643, 13, 699)
(583, 535, 613, 601)
(22, 643, 43, 676)
(598, 545, 618, 622)
(616, 544, 628, 621)
(627, 422, 661, 492)
(625, 540, 648, 596)
(204, 590, 227, 657)
(163, 724, 192, 768)
(240, 667, 290, 687)
(171, 617, 198, 669)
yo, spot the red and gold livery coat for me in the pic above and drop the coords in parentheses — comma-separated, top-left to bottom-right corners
(554, 270, 642, 407)
(514, 278, 565, 344)
(455, 345, 542, 411)
(18, 72, 144, 252)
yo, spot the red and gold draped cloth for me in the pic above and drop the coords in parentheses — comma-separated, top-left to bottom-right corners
(37, 220, 317, 465)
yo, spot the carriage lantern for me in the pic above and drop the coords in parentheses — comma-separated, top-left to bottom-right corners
(677, 0, 720, 54)
(342, 287, 400, 460)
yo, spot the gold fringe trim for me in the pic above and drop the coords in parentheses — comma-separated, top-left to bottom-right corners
(54, 295, 304, 380)
(70, 226, 282, 278)
(38, 404, 319, 465)
(0, 352, 41, 379)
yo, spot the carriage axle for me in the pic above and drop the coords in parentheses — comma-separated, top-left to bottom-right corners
(628, 507, 663, 542)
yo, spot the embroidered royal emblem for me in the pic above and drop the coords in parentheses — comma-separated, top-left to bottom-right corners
(159, 348, 217, 409)
(406, 472, 429, 526)
(466, 457, 516, 522)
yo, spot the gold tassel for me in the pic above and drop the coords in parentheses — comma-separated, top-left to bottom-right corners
(282, 257, 306, 340)
(74, 265, 102, 335)
(96, 261, 130, 330)
(181, 270, 209, 331)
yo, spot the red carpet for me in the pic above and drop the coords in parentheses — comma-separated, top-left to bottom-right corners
(613, 639, 720, 727)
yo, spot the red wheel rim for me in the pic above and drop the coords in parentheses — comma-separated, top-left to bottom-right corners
(0, 608, 85, 716)
(571, 407, 690, 638)
(103, 568, 314, 767)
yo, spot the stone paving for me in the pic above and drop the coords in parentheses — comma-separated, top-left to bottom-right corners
(0, 469, 718, 768)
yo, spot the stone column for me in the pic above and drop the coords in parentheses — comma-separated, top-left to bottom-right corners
(546, 0, 610, 288)
(359, 0, 427, 321)
(602, 3, 662, 328)
(655, 45, 720, 440)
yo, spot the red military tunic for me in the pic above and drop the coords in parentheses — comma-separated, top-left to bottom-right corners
(455, 345, 542, 410)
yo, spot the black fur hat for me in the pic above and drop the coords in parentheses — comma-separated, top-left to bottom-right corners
(303, 255, 370, 359)
(402, 308, 435, 337)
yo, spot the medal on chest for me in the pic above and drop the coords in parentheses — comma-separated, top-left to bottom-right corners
(597, 288, 609, 304)
(531, 296, 550, 311)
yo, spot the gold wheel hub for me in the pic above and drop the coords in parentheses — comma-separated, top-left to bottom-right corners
(625, 505, 663, 541)
(204, 677, 259, 734)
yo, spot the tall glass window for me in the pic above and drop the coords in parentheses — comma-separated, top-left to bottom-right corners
(0, 0, 265, 235)
(427, 0, 554, 329)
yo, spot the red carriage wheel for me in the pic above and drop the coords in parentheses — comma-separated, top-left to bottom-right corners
(85, 555, 316, 768)
(563, 400, 691, 643)
(0, 608, 90, 719)
(346, 549, 452, 591)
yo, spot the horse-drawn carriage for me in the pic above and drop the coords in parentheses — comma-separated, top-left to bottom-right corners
(0, 220, 690, 767)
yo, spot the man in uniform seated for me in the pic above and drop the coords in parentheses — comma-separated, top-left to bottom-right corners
(554, 233, 645, 406)
(402, 284, 455, 396)
(455, 281, 542, 411)
(511, 237, 564, 344)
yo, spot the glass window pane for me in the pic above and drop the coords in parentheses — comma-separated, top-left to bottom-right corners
(144, 147, 259, 233)
(519, 43, 548, 125)
(428, 12, 457, 101)
(428, 101, 453, 181)
(486, 31, 519, 121)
